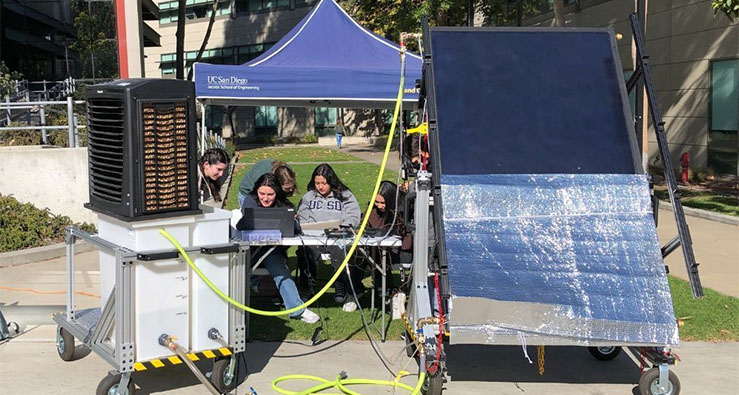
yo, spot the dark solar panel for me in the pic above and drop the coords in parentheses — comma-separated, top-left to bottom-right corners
(428, 28, 639, 175)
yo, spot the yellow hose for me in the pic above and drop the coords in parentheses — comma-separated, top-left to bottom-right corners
(159, 61, 405, 317)
(158, 43, 427, 395)
(271, 362, 426, 395)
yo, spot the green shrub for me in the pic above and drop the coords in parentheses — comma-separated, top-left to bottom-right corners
(0, 194, 96, 253)
(690, 168, 716, 183)
(300, 134, 318, 144)
(224, 139, 237, 159)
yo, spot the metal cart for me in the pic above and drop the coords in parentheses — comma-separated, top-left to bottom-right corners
(52, 227, 248, 395)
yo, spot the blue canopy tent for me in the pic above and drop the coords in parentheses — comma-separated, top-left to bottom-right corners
(193, 0, 422, 109)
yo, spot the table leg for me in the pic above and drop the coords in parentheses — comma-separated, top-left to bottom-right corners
(382, 248, 387, 342)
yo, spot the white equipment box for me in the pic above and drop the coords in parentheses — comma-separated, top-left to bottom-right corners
(97, 206, 231, 361)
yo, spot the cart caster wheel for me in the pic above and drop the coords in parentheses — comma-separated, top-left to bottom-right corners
(639, 368, 680, 395)
(56, 327, 75, 361)
(211, 355, 246, 393)
(404, 331, 416, 358)
(588, 346, 621, 361)
(96, 373, 135, 395)
(421, 370, 444, 395)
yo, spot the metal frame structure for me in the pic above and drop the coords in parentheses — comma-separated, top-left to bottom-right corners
(627, 12, 703, 298)
(53, 226, 248, 394)
(398, 18, 696, 395)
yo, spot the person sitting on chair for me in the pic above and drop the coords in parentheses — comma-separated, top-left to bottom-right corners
(244, 173, 319, 324)
(367, 181, 413, 298)
(237, 159, 297, 208)
(296, 163, 360, 308)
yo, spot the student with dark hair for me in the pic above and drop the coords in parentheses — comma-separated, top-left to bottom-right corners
(243, 173, 319, 324)
(367, 181, 413, 298)
(199, 148, 230, 205)
(296, 163, 360, 307)
(237, 159, 297, 208)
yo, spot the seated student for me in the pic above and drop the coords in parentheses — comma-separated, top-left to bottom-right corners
(199, 148, 230, 206)
(296, 163, 360, 306)
(367, 181, 413, 297)
(243, 173, 319, 324)
(238, 159, 297, 208)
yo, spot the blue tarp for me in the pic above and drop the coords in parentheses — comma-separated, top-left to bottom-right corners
(193, 0, 422, 108)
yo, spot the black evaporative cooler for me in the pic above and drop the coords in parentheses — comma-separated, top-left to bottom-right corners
(84, 79, 201, 221)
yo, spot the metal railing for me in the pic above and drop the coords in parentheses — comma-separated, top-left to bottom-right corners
(0, 97, 86, 147)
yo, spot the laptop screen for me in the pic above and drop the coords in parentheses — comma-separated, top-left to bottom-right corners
(236, 207, 295, 237)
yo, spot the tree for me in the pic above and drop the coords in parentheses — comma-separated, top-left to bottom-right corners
(712, 0, 739, 21)
(71, 0, 118, 79)
(187, 1, 221, 81)
(175, 0, 187, 79)
(341, 0, 469, 50)
(552, 0, 565, 26)
(0, 61, 23, 98)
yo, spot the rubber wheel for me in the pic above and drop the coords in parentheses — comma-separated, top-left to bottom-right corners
(639, 368, 681, 395)
(404, 331, 416, 358)
(96, 373, 135, 395)
(56, 327, 76, 361)
(211, 357, 238, 393)
(421, 370, 444, 395)
(588, 346, 622, 361)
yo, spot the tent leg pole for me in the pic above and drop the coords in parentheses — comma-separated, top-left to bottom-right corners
(200, 101, 206, 156)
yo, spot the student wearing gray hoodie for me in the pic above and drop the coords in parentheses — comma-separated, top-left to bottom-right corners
(296, 164, 360, 305)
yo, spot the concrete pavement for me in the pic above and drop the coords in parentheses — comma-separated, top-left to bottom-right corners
(2, 322, 738, 394)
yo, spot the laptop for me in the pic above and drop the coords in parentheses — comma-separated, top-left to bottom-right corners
(236, 207, 296, 237)
(299, 219, 341, 231)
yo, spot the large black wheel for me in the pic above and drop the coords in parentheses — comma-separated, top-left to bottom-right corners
(588, 346, 622, 361)
(56, 327, 75, 361)
(96, 373, 135, 395)
(421, 370, 444, 395)
(404, 331, 416, 358)
(638, 368, 681, 395)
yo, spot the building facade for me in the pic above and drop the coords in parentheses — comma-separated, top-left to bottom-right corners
(142, 0, 390, 143)
(0, 0, 78, 80)
(522, 0, 738, 175)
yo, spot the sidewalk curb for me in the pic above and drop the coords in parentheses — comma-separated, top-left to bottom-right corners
(659, 200, 739, 226)
(0, 241, 96, 268)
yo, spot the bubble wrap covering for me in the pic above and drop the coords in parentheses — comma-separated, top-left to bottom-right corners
(441, 174, 678, 346)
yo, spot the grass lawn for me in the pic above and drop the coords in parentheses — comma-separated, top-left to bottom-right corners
(237, 147, 361, 164)
(669, 276, 739, 341)
(228, 147, 403, 342)
(655, 189, 738, 217)
(226, 162, 399, 211)
(248, 256, 406, 342)
(226, 147, 738, 343)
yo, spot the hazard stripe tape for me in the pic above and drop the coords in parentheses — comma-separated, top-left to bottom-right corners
(132, 348, 232, 370)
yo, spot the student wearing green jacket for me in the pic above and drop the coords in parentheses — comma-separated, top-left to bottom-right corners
(237, 159, 296, 208)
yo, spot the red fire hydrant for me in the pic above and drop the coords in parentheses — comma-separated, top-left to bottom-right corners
(680, 152, 690, 184)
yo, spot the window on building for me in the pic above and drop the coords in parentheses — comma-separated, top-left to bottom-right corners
(235, 0, 290, 13)
(255, 106, 278, 136)
(709, 59, 739, 175)
(314, 107, 337, 136)
(205, 105, 227, 133)
(159, 0, 231, 25)
(295, 0, 318, 7)
(160, 43, 273, 76)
